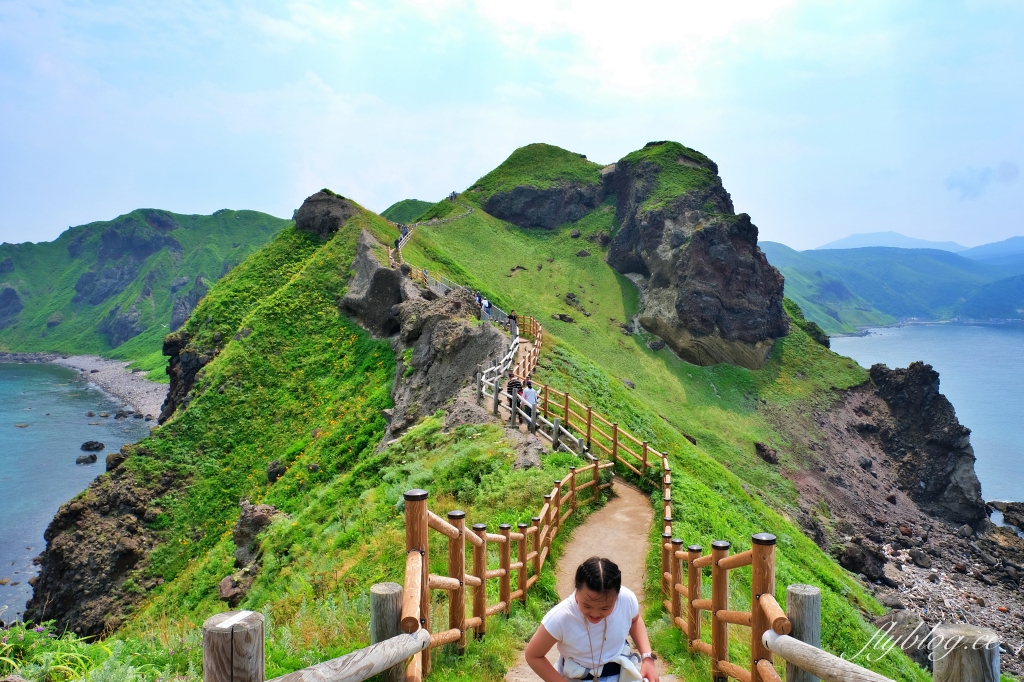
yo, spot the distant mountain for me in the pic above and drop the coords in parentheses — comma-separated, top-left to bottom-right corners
(761, 242, 1024, 332)
(816, 231, 966, 252)
(959, 235, 1024, 263)
(0, 208, 289, 374)
(381, 199, 432, 224)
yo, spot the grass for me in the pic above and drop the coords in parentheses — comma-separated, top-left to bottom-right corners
(381, 199, 432, 224)
(0, 209, 288, 380)
(469, 143, 603, 201)
(414, 199, 464, 222)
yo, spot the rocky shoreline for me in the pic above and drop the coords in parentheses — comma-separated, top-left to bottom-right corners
(0, 352, 166, 417)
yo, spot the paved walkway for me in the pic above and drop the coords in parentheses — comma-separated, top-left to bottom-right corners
(505, 482, 674, 682)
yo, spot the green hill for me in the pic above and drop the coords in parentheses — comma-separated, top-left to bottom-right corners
(7, 145, 933, 682)
(761, 241, 1024, 333)
(0, 209, 288, 375)
(471, 143, 603, 200)
(381, 199, 432, 224)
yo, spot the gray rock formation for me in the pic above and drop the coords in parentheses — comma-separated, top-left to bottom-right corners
(294, 190, 360, 241)
(340, 230, 422, 336)
(483, 182, 604, 229)
(870, 362, 987, 527)
(0, 285, 23, 329)
(158, 331, 208, 423)
(605, 142, 789, 369)
(99, 304, 144, 347)
(170, 275, 208, 331)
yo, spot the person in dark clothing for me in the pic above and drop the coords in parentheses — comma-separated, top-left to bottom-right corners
(507, 372, 523, 422)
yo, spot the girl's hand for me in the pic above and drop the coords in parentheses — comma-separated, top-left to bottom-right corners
(640, 657, 659, 682)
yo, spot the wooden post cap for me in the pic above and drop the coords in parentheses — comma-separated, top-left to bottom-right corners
(499, 523, 511, 530)
(663, 532, 672, 539)
(448, 510, 466, 520)
(569, 466, 576, 471)
(664, 516, 674, 523)
(672, 538, 683, 545)
(712, 540, 731, 550)
(532, 516, 540, 522)
(404, 489, 429, 501)
(518, 523, 528, 529)
(688, 545, 703, 552)
(473, 523, 487, 531)
(544, 494, 552, 501)
(752, 533, 777, 546)
(554, 479, 562, 485)
(203, 611, 265, 682)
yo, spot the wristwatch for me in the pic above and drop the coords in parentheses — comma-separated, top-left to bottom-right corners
(640, 652, 658, 661)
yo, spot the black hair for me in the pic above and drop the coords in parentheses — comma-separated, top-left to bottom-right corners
(574, 556, 621, 594)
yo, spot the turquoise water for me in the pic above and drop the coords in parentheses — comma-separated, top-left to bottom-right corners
(0, 363, 151, 622)
(831, 324, 1024, 504)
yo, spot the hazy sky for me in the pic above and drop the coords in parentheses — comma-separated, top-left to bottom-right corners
(1, 0, 1021, 249)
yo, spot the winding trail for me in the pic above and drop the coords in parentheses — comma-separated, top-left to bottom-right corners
(505, 482, 674, 682)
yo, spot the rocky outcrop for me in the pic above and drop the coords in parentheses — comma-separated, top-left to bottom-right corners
(0, 256, 13, 273)
(483, 182, 604, 229)
(158, 331, 209, 423)
(72, 263, 138, 305)
(385, 289, 507, 441)
(170, 275, 208, 331)
(870, 362, 987, 527)
(0, 285, 23, 329)
(26, 459, 166, 635)
(99, 304, 144, 347)
(217, 500, 286, 606)
(294, 190, 360, 241)
(605, 142, 788, 369)
(340, 231, 422, 336)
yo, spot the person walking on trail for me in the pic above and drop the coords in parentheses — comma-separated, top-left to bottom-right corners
(522, 379, 537, 427)
(525, 557, 659, 682)
(508, 309, 519, 336)
(506, 372, 523, 420)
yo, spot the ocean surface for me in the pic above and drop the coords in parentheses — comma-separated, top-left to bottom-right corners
(831, 323, 1024, 505)
(0, 363, 150, 622)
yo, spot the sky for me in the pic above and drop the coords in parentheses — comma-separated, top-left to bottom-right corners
(0, 0, 1021, 250)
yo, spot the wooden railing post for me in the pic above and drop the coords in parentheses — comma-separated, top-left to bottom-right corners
(585, 406, 593, 450)
(531, 516, 541, 577)
(931, 624, 1000, 682)
(670, 538, 683, 620)
(751, 533, 777, 682)
(611, 423, 619, 463)
(592, 462, 600, 503)
(661, 532, 672, 599)
(404, 489, 431, 676)
(553, 481, 562, 535)
(203, 611, 265, 682)
(492, 376, 501, 415)
(472, 523, 487, 639)
(552, 417, 560, 451)
(517, 522, 528, 602)
(687, 544, 703, 650)
(563, 392, 570, 429)
(543, 386, 549, 419)
(785, 584, 821, 682)
(476, 370, 482, 404)
(499, 524, 512, 614)
(569, 466, 577, 511)
(642, 441, 648, 474)
(448, 511, 467, 653)
(370, 583, 404, 682)
(711, 540, 730, 682)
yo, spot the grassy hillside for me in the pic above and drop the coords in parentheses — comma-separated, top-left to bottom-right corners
(0, 209, 288, 375)
(381, 199, 432, 224)
(471, 143, 603, 200)
(762, 241, 1024, 331)
(959, 273, 1024, 319)
(399, 192, 928, 680)
(619, 141, 718, 212)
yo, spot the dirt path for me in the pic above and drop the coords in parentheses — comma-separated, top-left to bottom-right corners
(505, 481, 673, 682)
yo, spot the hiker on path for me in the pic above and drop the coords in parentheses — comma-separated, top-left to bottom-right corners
(507, 309, 519, 335)
(525, 557, 659, 682)
(506, 372, 523, 421)
(522, 379, 537, 427)
(481, 296, 491, 321)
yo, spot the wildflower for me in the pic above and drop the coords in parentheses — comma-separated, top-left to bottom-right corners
(34, 626, 44, 632)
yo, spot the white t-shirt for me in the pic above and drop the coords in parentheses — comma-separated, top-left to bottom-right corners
(541, 587, 639, 667)
(522, 386, 538, 406)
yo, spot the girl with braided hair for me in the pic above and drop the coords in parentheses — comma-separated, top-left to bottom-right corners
(525, 557, 659, 682)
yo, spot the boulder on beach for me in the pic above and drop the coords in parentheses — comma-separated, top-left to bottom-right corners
(80, 441, 105, 452)
(75, 453, 98, 465)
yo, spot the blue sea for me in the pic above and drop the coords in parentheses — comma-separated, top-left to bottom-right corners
(0, 363, 150, 622)
(831, 323, 1024, 505)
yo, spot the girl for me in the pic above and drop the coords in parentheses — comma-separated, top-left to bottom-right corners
(525, 557, 659, 682)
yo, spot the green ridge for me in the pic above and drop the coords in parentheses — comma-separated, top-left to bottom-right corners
(381, 199, 432, 224)
(0, 209, 288, 376)
(470, 143, 603, 200)
(620, 141, 718, 212)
